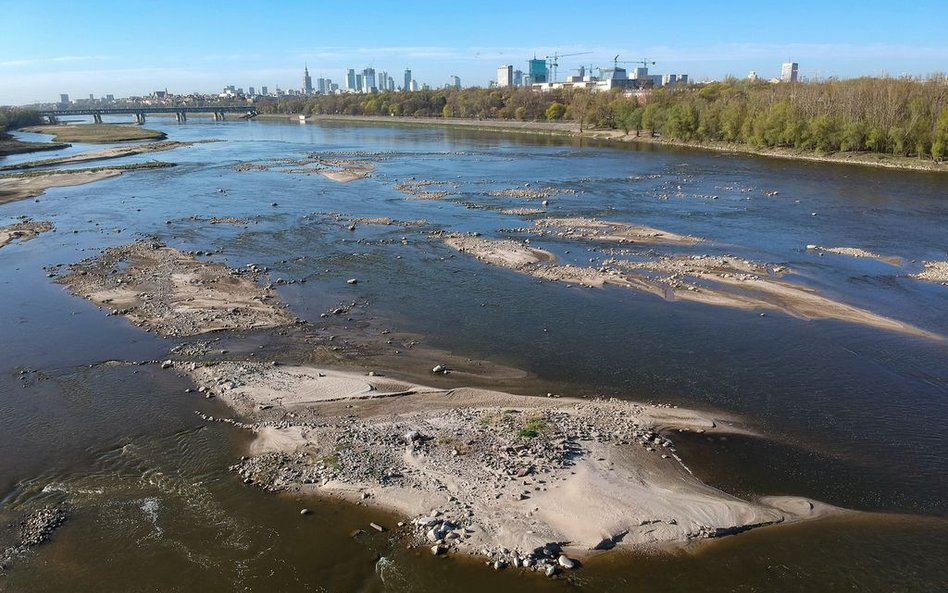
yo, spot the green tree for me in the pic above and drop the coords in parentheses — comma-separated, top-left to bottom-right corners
(545, 102, 566, 121)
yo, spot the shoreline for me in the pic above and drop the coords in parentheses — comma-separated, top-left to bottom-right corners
(0, 162, 175, 204)
(261, 113, 947, 174)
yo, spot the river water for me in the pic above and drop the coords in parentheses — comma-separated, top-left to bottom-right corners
(1, 117, 946, 591)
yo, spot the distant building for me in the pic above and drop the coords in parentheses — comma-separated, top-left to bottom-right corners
(355, 73, 364, 91)
(528, 58, 548, 84)
(362, 67, 376, 92)
(387, 76, 395, 91)
(302, 65, 313, 95)
(449, 75, 461, 89)
(513, 69, 524, 87)
(748, 71, 759, 81)
(105, 94, 114, 101)
(497, 65, 513, 87)
(377, 71, 388, 91)
(261, 86, 268, 96)
(346, 69, 357, 92)
(59, 93, 69, 105)
(409, 79, 418, 92)
(403, 69, 412, 91)
(781, 62, 799, 82)
(248, 86, 256, 96)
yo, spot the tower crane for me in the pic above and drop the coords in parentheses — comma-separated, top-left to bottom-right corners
(613, 55, 656, 70)
(544, 51, 592, 83)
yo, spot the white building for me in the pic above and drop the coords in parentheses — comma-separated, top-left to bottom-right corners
(781, 62, 799, 82)
(497, 65, 513, 87)
(449, 75, 461, 89)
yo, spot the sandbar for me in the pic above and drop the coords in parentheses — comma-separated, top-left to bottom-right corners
(0, 219, 53, 249)
(58, 240, 294, 337)
(179, 360, 839, 568)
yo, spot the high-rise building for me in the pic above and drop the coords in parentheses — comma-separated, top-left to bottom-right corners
(497, 65, 513, 87)
(303, 65, 313, 95)
(355, 73, 364, 92)
(261, 86, 268, 96)
(387, 76, 394, 90)
(409, 79, 418, 92)
(59, 93, 69, 104)
(780, 62, 799, 82)
(377, 71, 388, 91)
(362, 67, 376, 92)
(403, 69, 411, 91)
(449, 75, 461, 89)
(528, 58, 547, 84)
(249, 86, 256, 96)
(513, 70, 524, 87)
(346, 69, 357, 92)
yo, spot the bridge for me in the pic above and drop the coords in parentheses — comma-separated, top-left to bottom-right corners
(38, 106, 258, 125)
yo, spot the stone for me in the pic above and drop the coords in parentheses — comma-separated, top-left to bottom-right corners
(347, 278, 358, 284)
(160, 360, 173, 369)
(431, 545, 445, 556)
(300, 509, 311, 515)
(545, 564, 557, 577)
(557, 555, 575, 569)
(369, 522, 385, 532)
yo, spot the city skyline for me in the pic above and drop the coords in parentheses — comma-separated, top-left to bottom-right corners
(2, 0, 948, 105)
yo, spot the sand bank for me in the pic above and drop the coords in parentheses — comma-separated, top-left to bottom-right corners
(0, 140, 198, 171)
(58, 240, 294, 337)
(535, 217, 702, 246)
(235, 155, 375, 182)
(0, 219, 53, 249)
(439, 235, 941, 340)
(805, 245, 901, 265)
(0, 162, 174, 204)
(395, 179, 456, 200)
(180, 361, 838, 569)
(911, 261, 948, 285)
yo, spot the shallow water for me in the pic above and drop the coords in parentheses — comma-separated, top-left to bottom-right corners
(1, 116, 946, 591)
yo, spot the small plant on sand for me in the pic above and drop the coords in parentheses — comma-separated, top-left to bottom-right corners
(519, 416, 547, 438)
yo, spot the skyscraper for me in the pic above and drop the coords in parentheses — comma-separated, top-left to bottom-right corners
(346, 69, 357, 92)
(403, 69, 411, 92)
(362, 67, 376, 92)
(261, 86, 268, 96)
(513, 70, 524, 87)
(497, 65, 513, 87)
(449, 75, 461, 89)
(781, 62, 799, 82)
(302, 65, 313, 95)
(528, 58, 548, 84)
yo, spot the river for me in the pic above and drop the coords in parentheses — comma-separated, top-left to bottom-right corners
(1, 116, 946, 591)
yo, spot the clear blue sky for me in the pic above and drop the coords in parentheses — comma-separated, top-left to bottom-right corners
(1, 0, 946, 105)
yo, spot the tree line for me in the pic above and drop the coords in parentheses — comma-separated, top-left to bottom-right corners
(0, 106, 43, 136)
(256, 76, 948, 160)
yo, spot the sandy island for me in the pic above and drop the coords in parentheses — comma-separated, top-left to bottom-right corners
(236, 155, 375, 182)
(0, 140, 200, 171)
(57, 240, 294, 337)
(805, 245, 902, 265)
(534, 216, 702, 246)
(437, 233, 942, 341)
(911, 261, 948, 285)
(0, 163, 174, 204)
(174, 360, 839, 573)
(0, 219, 53, 249)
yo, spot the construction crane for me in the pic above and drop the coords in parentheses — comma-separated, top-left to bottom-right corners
(613, 55, 655, 70)
(545, 51, 592, 83)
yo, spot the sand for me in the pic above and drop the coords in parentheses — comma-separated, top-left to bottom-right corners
(0, 220, 53, 249)
(0, 141, 197, 171)
(534, 217, 702, 246)
(911, 261, 948, 284)
(179, 361, 839, 565)
(0, 170, 123, 204)
(58, 240, 294, 337)
(805, 245, 902, 265)
(438, 235, 942, 340)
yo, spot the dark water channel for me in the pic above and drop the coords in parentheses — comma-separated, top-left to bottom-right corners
(0, 117, 946, 591)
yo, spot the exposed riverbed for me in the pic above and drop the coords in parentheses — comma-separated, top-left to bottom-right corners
(0, 117, 946, 592)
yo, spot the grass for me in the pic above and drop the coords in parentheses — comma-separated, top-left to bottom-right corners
(22, 124, 167, 143)
(518, 416, 547, 439)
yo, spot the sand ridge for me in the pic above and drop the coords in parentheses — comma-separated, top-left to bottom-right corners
(0, 219, 53, 249)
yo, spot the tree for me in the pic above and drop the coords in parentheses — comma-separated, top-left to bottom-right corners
(569, 91, 591, 132)
(545, 102, 566, 121)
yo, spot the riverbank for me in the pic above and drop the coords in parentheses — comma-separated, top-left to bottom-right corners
(21, 124, 167, 143)
(0, 140, 204, 171)
(269, 114, 947, 173)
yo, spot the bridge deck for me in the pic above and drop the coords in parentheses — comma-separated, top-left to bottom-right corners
(40, 106, 256, 116)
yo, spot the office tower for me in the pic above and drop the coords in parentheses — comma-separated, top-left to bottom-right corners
(404, 69, 411, 91)
(303, 65, 313, 94)
(346, 69, 357, 91)
(781, 62, 799, 82)
(497, 65, 513, 87)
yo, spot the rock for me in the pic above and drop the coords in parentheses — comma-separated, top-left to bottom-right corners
(346, 278, 358, 284)
(545, 564, 557, 577)
(493, 560, 506, 570)
(369, 522, 385, 532)
(432, 364, 446, 374)
(160, 360, 173, 369)
(558, 555, 576, 569)
(300, 509, 311, 515)
(404, 430, 421, 443)
(431, 545, 445, 556)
